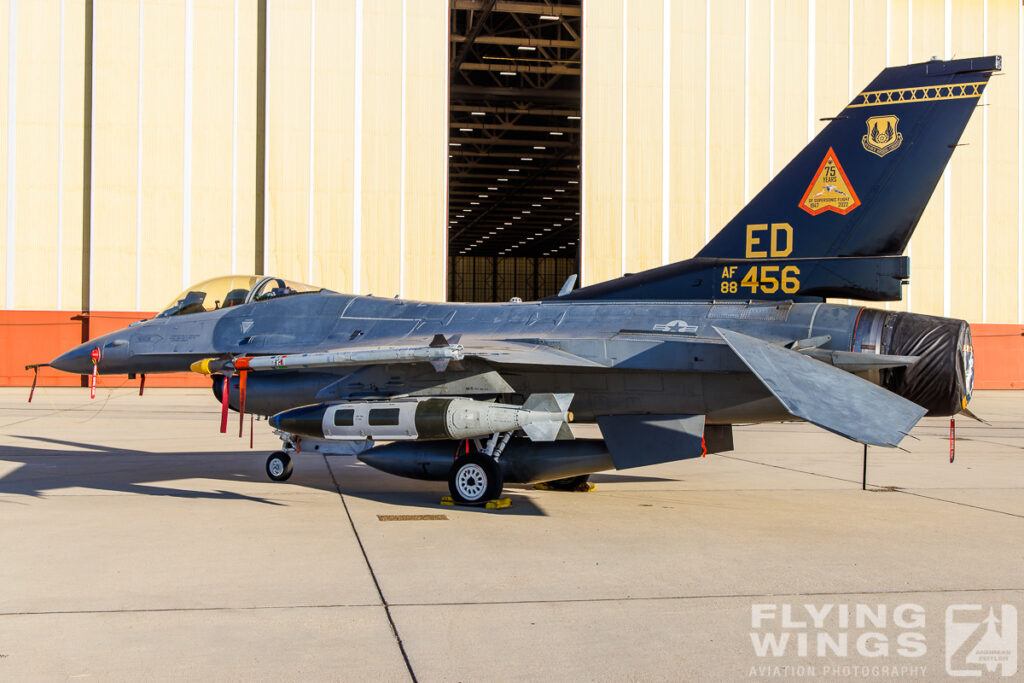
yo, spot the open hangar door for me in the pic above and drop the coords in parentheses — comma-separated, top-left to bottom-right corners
(447, 1, 582, 302)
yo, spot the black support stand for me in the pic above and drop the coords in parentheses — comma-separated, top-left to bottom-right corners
(862, 444, 867, 491)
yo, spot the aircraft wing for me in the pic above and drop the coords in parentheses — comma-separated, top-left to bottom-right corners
(462, 339, 607, 368)
(714, 326, 927, 447)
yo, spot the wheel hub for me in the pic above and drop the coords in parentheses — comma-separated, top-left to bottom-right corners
(455, 463, 487, 500)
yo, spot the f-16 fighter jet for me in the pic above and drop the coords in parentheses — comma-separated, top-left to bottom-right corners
(46, 57, 994, 504)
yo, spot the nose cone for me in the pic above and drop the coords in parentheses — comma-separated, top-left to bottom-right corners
(271, 404, 327, 438)
(50, 343, 97, 374)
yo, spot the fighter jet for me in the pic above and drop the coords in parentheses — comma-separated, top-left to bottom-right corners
(46, 56, 994, 504)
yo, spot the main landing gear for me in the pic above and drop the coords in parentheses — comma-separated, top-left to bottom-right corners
(447, 432, 512, 504)
(448, 453, 503, 504)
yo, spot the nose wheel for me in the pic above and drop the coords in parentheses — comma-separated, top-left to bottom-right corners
(448, 453, 503, 504)
(266, 451, 293, 481)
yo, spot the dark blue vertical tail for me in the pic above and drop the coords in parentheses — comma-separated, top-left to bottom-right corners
(558, 56, 1001, 302)
(697, 56, 1000, 260)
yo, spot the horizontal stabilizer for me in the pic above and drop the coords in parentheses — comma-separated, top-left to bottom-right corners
(715, 327, 926, 447)
(596, 414, 706, 469)
(800, 348, 918, 371)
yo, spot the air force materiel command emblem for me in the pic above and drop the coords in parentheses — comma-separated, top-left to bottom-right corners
(799, 147, 861, 216)
(862, 114, 903, 156)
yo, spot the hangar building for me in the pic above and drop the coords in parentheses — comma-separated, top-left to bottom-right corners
(0, 0, 1021, 387)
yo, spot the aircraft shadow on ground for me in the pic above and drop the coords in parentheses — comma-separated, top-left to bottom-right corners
(0, 436, 550, 515)
(324, 456, 549, 516)
(0, 435, 326, 504)
(589, 473, 678, 484)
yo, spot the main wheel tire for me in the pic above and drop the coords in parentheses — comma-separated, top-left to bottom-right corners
(266, 451, 293, 481)
(538, 474, 591, 491)
(448, 453, 503, 504)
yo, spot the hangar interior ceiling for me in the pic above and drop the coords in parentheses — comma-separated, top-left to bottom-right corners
(448, 0, 582, 302)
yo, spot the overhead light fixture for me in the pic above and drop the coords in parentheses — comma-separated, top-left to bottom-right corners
(449, 142, 461, 146)
(482, 235, 490, 239)
(555, 189, 565, 193)
(567, 115, 581, 120)
(488, 231, 496, 234)
(459, 128, 472, 132)
(542, 196, 552, 200)
(512, 216, 522, 220)
(532, 204, 541, 207)
(518, 45, 536, 51)
(568, 180, 578, 184)
(498, 225, 507, 229)
(498, 178, 508, 182)
(543, 227, 553, 231)
(471, 111, 485, 116)
(540, 14, 559, 21)
(488, 186, 498, 191)
(478, 194, 488, 198)
(500, 71, 517, 76)
(521, 157, 533, 161)
(553, 223, 561, 227)
(550, 131, 563, 136)
(508, 168, 519, 172)
(456, 215, 464, 218)
(522, 210, 531, 214)
(533, 146, 546, 150)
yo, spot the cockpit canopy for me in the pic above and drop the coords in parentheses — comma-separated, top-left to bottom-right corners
(157, 275, 322, 318)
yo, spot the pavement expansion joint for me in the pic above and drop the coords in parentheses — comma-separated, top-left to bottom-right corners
(324, 453, 419, 683)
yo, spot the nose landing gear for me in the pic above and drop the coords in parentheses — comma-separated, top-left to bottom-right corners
(266, 451, 293, 481)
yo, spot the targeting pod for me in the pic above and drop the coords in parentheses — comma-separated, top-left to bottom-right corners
(269, 394, 574, 443)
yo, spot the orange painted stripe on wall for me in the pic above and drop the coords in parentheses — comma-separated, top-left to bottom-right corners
(0, 311, 209, 388)
(2, 311, 1023, 390)
(971, 324, 1024, 390)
